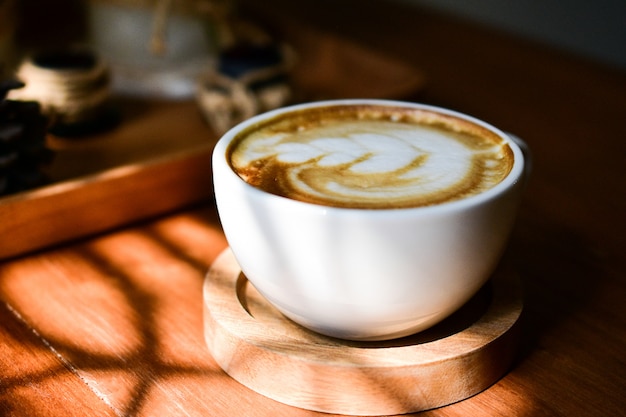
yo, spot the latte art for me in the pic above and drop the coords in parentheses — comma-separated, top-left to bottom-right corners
(229, 105, 514, 209)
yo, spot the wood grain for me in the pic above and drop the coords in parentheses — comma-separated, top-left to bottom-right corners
(0, 297, 116, 417)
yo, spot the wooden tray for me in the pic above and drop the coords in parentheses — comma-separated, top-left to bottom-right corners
(0, 99, 216, 260)
(203, 248, 523, 416)
(0, 27, 424, 260)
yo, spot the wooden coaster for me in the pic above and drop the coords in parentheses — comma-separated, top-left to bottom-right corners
(203, 248, 523, 415)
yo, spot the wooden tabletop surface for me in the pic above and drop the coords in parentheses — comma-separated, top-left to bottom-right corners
(1, 0, 625, 416)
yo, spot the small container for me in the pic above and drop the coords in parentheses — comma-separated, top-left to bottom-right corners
(9, 48, 112, 131)
(196, 43, 293, 135)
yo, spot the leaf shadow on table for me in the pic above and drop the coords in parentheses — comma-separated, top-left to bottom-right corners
(0, 298, 104, 417)
(2, 200, 612, 417)
(0, 208, 258, 417)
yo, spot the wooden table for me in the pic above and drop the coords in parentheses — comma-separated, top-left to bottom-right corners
(1, 0, 625, 415)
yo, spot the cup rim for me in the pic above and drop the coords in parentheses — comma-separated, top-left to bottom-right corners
(213, 99, 526, 216)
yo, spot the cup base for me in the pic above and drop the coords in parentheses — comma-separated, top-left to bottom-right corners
(203, 248, 523, 415)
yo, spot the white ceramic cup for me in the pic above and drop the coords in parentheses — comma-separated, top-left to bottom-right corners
(212, 99, 529, 341)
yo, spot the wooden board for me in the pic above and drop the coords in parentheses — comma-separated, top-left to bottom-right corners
(0, 99, 216, 260)
(203, 248, 523, 415)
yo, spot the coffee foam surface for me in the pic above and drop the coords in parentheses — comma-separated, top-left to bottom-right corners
(229, 105, 513, 209)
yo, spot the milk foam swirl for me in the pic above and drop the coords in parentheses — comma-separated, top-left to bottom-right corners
(230, 112, 513, 209)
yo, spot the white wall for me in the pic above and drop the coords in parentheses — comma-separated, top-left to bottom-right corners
(393, 0, 626, 71)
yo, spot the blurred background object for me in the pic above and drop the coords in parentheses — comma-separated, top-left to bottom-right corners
(87, 0, 229, 99)
(8, 48, 113, 135)
(0, 79, 53, 196)
(196, 43, 293, 135)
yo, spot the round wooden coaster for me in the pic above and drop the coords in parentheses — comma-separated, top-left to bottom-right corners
(203, 248, 523, 415)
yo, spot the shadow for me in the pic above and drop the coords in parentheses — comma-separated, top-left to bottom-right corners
(359, 283, 493, 348)
(238, 271, 493, 349)
(0, 208, 229, 416)
(505, 200, 606, 362)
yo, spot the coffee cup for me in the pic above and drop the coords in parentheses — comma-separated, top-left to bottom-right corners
(212, 99, 529, 341)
